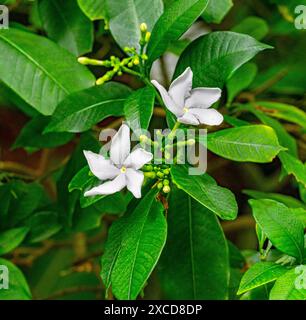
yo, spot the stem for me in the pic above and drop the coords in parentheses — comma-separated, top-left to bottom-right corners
(168, 121, 181, 140)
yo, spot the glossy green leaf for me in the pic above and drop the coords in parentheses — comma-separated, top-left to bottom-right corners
(207, 125, 285, 163)
(45, 82, 131, 133)
(244, 189, 306, 209)
(13, 115, 73, 150)
(279, 152, 306, 187)
(256, 101, 306, 129)
(159, 189, 229, 299)
(201, 0, 233, 24)
(248, 108, 298, 157)
(174, 31, 271, 88)
(124, 86, 155, 133)
(0, 258, 32, 300)
(250, 199, 305, 262)
(0, 227, 29, 255)
(39, 0, 93, 56)
(238, 262, 289, 295)
(270, 268, 306, 300)
(171, 165, 238, 220)
(101, 189, 167, 300)
(146, 0, 209, 68)
(77, 0, 106, 21)
(106, 0, 163, 51)
(0, 28, 95, 115)
(232, 16, 269, 40)
(226, 63, 258, 104)
(24, 211, 62, 243)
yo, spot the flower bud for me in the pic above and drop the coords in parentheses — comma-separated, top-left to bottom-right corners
(133, 57, 140, 65)
(140, 22, 147, 33)
(163, 169, 170, 175)
(163, 185, 171, 194)
(147, 172, 156, 179)
(163, 179, 170, 186)
(145, 31, 151, 43)
(157, 171, 164, 178)
(157, 182, 163, 190)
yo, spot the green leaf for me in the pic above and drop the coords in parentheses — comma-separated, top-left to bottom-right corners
(45, 82, 131, 133)
(231, 16, 269, 40)
(77, 0, 106, 21)
(38, 0, 93, 56)
(171, 165, 238, 220)
(13, 115, 73, 150)
(2, 181, 47, 229)
(106, 0, 163, 51)
(201, 0, 233, 24)
(174, 31, 271, 88)
(146, 0, 209, 68)
(279, 152, 306, 187)
(101, 189, 167, 300)
(247, 108, 298, 157)
(206, 125, 285, 163)
(24, 211, 62, 243)
(226, 63, 258, 104)
(244, 189, 306, 209)
(124, 86, 155, 133)
(69, 165, 106, 208)
(0, 28, 95, 115)
(250, 199, 305, 262)
(0, 258, 32, 300)
(159, 189, 229, 299)
(238, 262, 289, 295)
(270, 268, 306, 300)
(0, 227, 29, 255)
(255, 101, 306, 130)
(73, 193, 128, 232)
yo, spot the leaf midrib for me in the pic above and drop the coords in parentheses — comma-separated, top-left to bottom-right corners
(0, 33, 69, 95)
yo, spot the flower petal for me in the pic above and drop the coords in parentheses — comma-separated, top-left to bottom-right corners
(177, 112, 199, 125)
(83, 150, 120, 180)
(169, 67, 193, 107)
(151, 80, 182, 116)
(190, 108, 224, 126)
(84, 174, 126, 197)
(123, 148, 153, 170)
(110, 123, 131, 165)
(125, 168, 144, 198)
(185, 88, 222, 109)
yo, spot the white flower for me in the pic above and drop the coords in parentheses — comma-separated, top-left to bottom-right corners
(151, 67, 223, 126)
(83, 124, 153, 198)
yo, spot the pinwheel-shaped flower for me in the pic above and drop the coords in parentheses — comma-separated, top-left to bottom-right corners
(83, 124, 153, 198)
(151, 67, 223, 126)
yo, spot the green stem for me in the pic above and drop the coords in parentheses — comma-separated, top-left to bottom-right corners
(168, 121, 181, 140)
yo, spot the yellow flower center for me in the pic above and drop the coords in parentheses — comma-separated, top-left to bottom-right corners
(183, 107, 189, 113)
(120, 166, 127, 173)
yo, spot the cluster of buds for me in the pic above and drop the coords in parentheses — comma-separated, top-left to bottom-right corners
(78, 22, 151, 85)
(143, 164, 171, 194)
(139, 22, 151, 50)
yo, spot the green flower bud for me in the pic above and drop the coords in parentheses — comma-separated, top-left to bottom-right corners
(163, 179, 170, 186)
(117, 71, 123, 76)
(128, 62, 134, 68)
(140, 22, 148, 33)
(163, 169, 170, 175)
(144, 171, 156, 179)
(157, 182, 163, 190)
(133, 57, 140, 65)
(145, 31, 151, 43)
(163, 185, 171, 194)
(157, 171, 164, 178)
